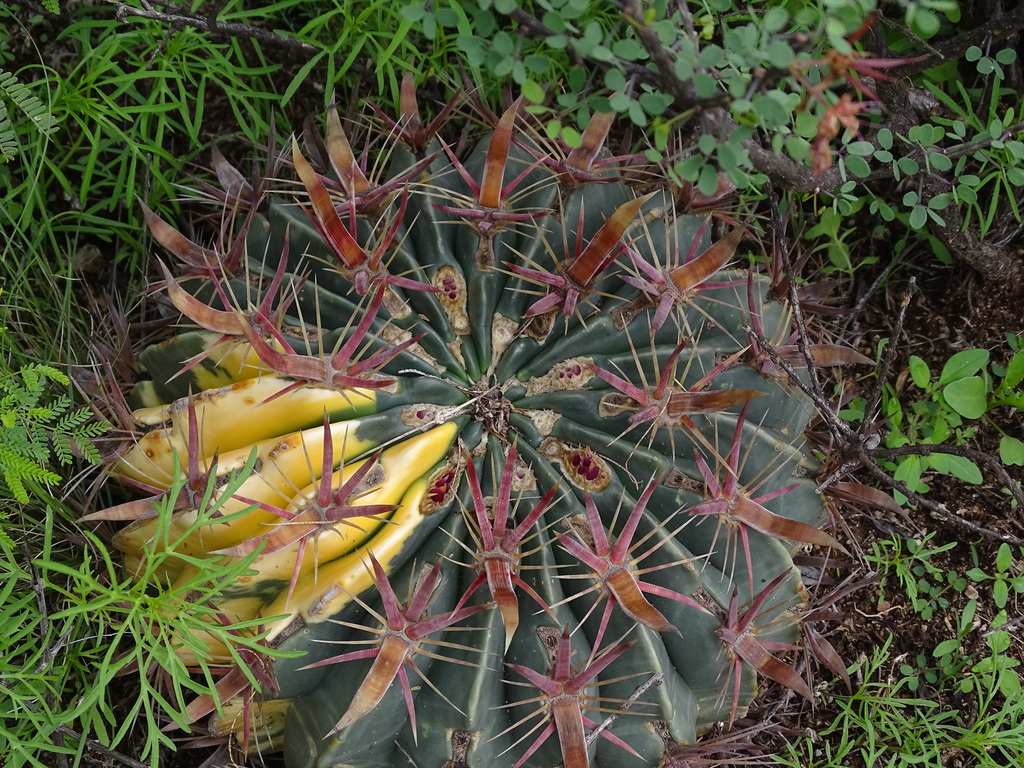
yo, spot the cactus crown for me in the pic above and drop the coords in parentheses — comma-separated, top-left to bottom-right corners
(95, 78, 858, 768)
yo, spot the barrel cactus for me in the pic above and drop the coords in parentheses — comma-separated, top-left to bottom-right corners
(92, 78, 865, 768)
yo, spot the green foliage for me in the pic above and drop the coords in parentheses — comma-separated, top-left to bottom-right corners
(383, 0, 1024, 286)
(0, 68, 57, 162)
(775, 636, 1024, 768)
(779, 529, 1024, 766)
(802, 206, 871, 275)
(966, 44, 1017, 79)
(866, 535, 1021, 698)
(841, 339, 1023, 505)
(841, 42, 1024, 252)
(903, 344, 1023, 467)
(896, 591, 980, 693)
(0, 531, 82, 768)
(865, 532, 964, 620)
(34, 11, 284, 256)
(0, 362, 108, 504)
(0, 0, 383, 266)
(901, 0, 960, 39)
(0, 452, 295, 768)
(967, 541, 1024, 618)
(395, 0, 881, 189)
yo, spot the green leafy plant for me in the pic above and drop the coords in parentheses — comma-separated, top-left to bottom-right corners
(968, 543, 1024, 614)
(0, 362, 108, 504)
(0, 530, 84, 768)
(0, 450, 297, 768)
(0, 68, 57, 162)
(838, 41, 1024, 261)
(865, 532, 964, 620)
(904, 344, 1022, 461)
(841, 340, 1024, 505)
(392, 0, 881, 189)
(775, 636, 1024, 768)
(896, 592, 979, 694)
(866, 535, 1021, 699)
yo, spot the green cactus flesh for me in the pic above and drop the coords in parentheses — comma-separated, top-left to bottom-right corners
(104, 93, 847, 768)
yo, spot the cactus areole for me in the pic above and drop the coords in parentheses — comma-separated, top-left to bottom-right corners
(97, 83, 854, 768)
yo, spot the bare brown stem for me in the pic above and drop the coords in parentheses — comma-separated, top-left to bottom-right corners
(111, 0, 319, 53)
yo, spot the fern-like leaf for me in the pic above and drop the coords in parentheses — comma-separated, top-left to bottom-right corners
(0, 365, 109, 503)
(0, 108, 15, 163)
(0, 70, 58, 163)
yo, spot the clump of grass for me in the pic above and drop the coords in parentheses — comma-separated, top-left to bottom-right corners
(774, 636, 1024, 768)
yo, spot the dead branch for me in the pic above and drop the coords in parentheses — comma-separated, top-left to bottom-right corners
(111, 0, 319, 54)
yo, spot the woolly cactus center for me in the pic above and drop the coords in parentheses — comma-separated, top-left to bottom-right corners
(466, 380, 513, 436)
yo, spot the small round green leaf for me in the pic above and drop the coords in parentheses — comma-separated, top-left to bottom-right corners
(762, 6, 789, 33)
(996, 48, 1018, 64)
(928, 152, 953, 172)
(627, 100, 647, 126)
(604, 68, 627, 92)
(765, 39, 795, 68)
(542, 11, 566, 33)
(956, 185, 978, 204)
(638, 91, 673, 117)
(844, 155, 871, 178)
(524, 54, 551, 75)
(898, 157, 920, 176)
(909, 7, 941, 38)
(698, 44, 724, 68)
(999, 435, 1024, 466)
(909, 355, 931, 389)
(942, 376, 988, 418)
(698, 164, 719, 196)
(521, 79, 545, 104)
(400, 5, 425, 21)
(611, 38, 646, 61)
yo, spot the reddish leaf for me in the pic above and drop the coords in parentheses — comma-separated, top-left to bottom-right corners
(825, 481, 905, 515)
(804, 625, 852, 692)
(731, 633, 813, 701)
(141, 200, 219, 271)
